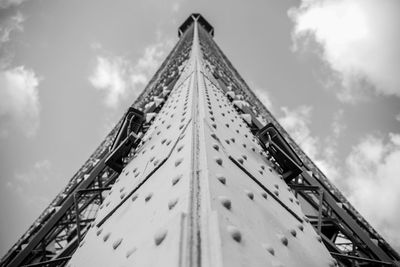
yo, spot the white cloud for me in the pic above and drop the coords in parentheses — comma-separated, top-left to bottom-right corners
(344, 133, 400, 249)
(89, 39, 173, 109)
(0, 66, 41, 137)
(89, 56, 130, 108)
(278, 105, 341, 180)
(289, 0, 400, 103)
(279, 105, 319, 158)
(253, 87, 273, 113)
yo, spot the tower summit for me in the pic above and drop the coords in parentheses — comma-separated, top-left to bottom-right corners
(2, 14, 399, 267)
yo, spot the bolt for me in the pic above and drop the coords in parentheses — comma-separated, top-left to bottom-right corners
(245, 190, 254, 200)
(172, 175, 181, 186)
(278, 235, 288, 246)
(112, 238, 123, 250)
(219, 196, 232, 210)
(215, 157, 223, 166)
(154, 229, 168, 246)
(103, 232, 111, 242)
(262, 244, 275, 256)
(168, 198, 178, 210)
(145, 193, 153, 202)
(290, 229, 297, 237)
(175, 158, 183, 167)
(227, 225, 241, 243)
(217, 175, 226, 185)
(96, 228, 103, 236)
(126, 247, 137, 258)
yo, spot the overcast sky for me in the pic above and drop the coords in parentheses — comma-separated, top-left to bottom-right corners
(0, 0, 399, 257)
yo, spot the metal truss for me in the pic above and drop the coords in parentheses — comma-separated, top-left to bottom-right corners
(1, 13, 399, 267)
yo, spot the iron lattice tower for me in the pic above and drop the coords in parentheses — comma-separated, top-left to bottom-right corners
(1, 14, 399, 267)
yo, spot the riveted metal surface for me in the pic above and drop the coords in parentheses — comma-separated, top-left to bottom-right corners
(66, 19, 336, 267)
(68, 50, 197, 267)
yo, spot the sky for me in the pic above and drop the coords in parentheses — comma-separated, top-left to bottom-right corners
(0, 0, 399, 257)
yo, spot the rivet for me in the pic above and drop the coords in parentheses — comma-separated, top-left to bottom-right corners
(238, 158, 244, 164)
(295, 200, 300, 205)
(231, 138, 235, 143)
(225, 139, 230, 145)
(227, 225, 241, 242)
(274, 190, 279, 196)
(212, 123, 217, 129)
(290, 229, 297, 237)
(242, 155, 247, 160)
(154, 229, 168, 246)
(96, 228, 103, 236)
(177, 145, 184, 152)
(211, 133, 219, 141)
(150, 156, 155, 162)
(126, 247, 137, 258)
(103, 232, 111, 242)
(245, 190, 254, 200)
(166, 140, 171, 146)
(298, 224, 304, 231)
(225, 123, 229, 128)
(175, 158, 183, 167)
(219, 196, 232, 210)
(172, 175, 181, 186)
(217, 175, 226, 185)
(262, 243, 275, 255)
(132, 195, 138, 202)
(153, 159, 159, 166)
(212, 144, 219, 151)
(145, 193, 153, 202)
(316, 235, 322, 243)
(168, 198, 178, 210)
(261, 192, 268, 199)
(112, 238, 123, 250)
(278, 234, 288, 246)
(120, 193, 126, 199)
(258, 170, 263, 175)
(161, 138, 167, 144)
(274, 184, 279, 190)
(215, 157, 223, 166)
(242, 143, 247, 148)
(261, 165, 266, 170)
(289, 197, 293, 203)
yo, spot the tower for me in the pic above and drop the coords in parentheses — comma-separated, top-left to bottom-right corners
(1, 13, 399, 266)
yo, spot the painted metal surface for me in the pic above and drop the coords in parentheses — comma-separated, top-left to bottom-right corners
(3, 13, 399, 267)
(67, 20, 335, 267)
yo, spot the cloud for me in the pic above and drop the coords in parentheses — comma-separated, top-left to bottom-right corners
(89, 39, 173, 109)
(0, 0, 26, 9)
(289, 0, 400, 103)
(172, 2, 180, 13)
(0, 66, 41, 137)
(15, 159, 51, 184)
(278, 105, 341, 180)
(253, 87, 274, 113)
(343, 133, 400, 250)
